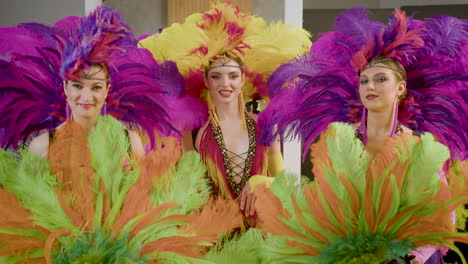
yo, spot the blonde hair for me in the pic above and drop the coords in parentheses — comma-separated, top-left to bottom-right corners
(204, 54, 247, 130)
(206, 90, 247, 130)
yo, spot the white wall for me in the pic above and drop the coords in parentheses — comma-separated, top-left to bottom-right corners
(0, 0, 84, 26)
(86, 0, 102, 15)
(253, 0, 303, 176)
(104, 0, 167, 37)
(252, 0, 284, 21)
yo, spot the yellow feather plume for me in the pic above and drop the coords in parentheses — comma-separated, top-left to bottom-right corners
(139, 1, 311, 101)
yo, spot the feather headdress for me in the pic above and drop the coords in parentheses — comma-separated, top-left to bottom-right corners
(259, 7, 468, 160)
(254, 123, 468, 263)
(0, 6, 205, 150)
(140, 1, 311, 111)
(0, 116, 241, 263)
(59, 6, 137, 79)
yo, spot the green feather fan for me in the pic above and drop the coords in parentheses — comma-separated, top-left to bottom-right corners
(203, 228, 265, 264)
(0, 116, 216, 264)
(150, 150, 210, 215)
(255, 122, 465, 264)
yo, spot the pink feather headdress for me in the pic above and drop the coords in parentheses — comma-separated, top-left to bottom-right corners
(0, 6, 206, 150)
(259, 7, 468, 160)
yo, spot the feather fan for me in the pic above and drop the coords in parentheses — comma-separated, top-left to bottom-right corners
(255, 123, 468, 263)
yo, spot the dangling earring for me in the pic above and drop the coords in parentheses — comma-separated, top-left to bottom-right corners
(389, 98, 399, 136)
(359, 107, 367, 145)
(101, 102, 107, 116)
(66, 101, 72, 121)
(238, 92, 246, 130)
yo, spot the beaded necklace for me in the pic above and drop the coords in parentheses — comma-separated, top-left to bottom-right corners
(210, 113, 257, 195)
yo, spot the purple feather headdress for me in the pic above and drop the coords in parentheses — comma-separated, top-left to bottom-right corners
(0, 6, 203, 150)
(60, 6, 137, 79)
(107, 48, 206, 148)
(259, 7, 468, 160)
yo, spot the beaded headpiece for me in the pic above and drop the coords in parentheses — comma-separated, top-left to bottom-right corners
(259, 7, 468, 160)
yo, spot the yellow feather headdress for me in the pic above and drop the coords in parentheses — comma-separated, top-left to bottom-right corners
(140, 1, 311, 103)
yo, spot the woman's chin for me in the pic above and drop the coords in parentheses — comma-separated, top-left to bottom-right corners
(73, 109, 101, 120)
(214, 95, 237, 104)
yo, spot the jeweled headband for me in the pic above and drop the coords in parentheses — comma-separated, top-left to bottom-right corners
(205, 54, 243, 72)
(361, 57, 404, 76)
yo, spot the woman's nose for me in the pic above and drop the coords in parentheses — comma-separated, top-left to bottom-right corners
(80, 88, 92, 100)
(367, 81, 376, 91)
(221, 76, 230, 86)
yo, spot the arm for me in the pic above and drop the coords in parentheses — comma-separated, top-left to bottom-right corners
(193, 122, 209, 152)
(28, 133, 49, 159)
(410, 246, 440, 264)
(182, 130, 195, 152)
(251, 112, 284, 177)
(244, 133, 283, 193)
(240, 134, 284, 217)
(267, 137, 284, 177)
(128, 130, 145, 161)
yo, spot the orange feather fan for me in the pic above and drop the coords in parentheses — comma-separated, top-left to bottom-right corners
(0, 116, 241, 263)
(255, 122, 468, 264)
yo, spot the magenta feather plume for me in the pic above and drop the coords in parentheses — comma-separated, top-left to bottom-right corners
(400, 15, 468, 160)
(106, 48, 177, 144)
(333, 7, 383, 47)
(0, 23, 60, 59)
(259, 60, 361, 160)
(0, 6, 202, 149)
(164, 96, 208, 133)
(260, 7, 468, 161)
(461, 41, 468, 74)
(310, 32, 360, 65)
(53, 16, 82, 34)
(350, 9, 424, 70)
(418, 15, 468, 58)
(403, 61, 468, 161)
(0, 19, 67, 149)
(107, 48, 207, 144)
(267, 53, 321, 98)
(157, 60, 185, 96)
(0, 52, 65, 149)
(400, 81, 468, 160)
(381, 9, 424, 67)
(60, 6, 137, 79)
(156, 59, 208, 130)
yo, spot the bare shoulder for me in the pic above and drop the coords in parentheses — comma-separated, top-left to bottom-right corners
(401, 125, 413, 135)
(28, 133, 49, 158)
(127, 130, 145, 160)
(182, 130, 195, 152)
(350, 122, 360, 130)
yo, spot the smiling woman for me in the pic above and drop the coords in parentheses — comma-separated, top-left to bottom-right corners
(24, 18, 150, 159)
(205, 58, 244, 107)
(356, 56, 410, 156)
(64, 65, 109, 120)
(27, 62, 148, 160)
(139, 1, 312, 230)
(196, 54, 265, 222)
(0, 3, 208, 160)
(0, 5, 242, 264)
(257, 7, 468, 264)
